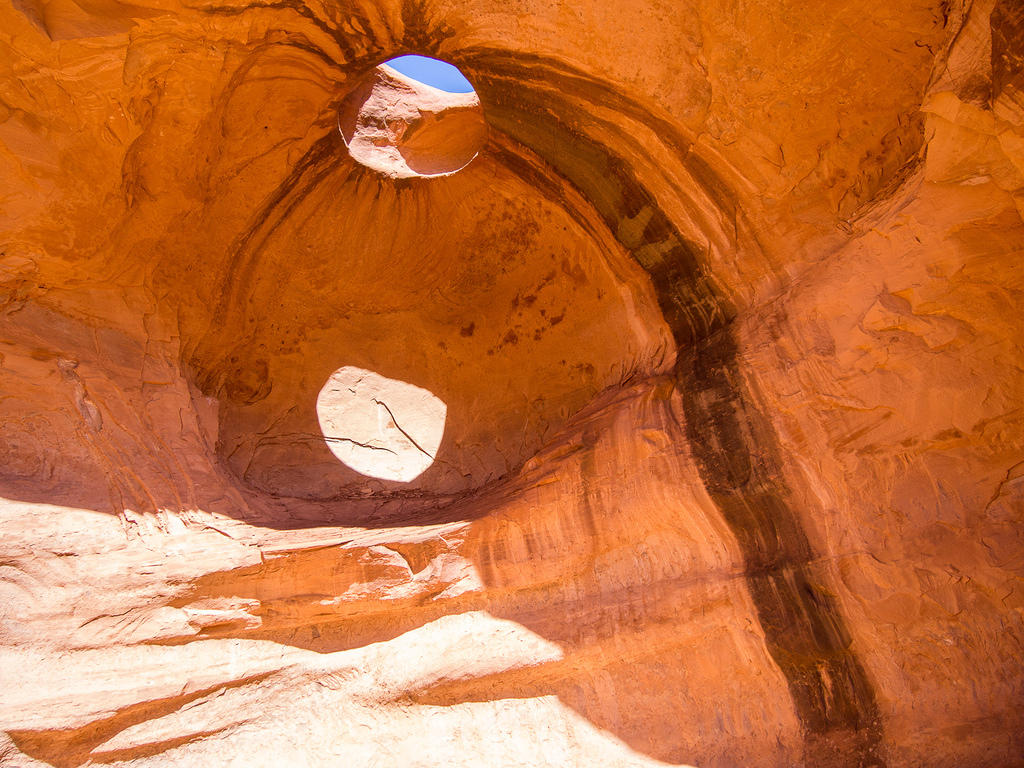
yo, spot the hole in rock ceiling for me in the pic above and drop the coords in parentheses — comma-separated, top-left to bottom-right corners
(338, 54, 486, 179)
(316, 366, 446, 483)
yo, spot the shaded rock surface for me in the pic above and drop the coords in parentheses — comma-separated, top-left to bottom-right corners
(0, 0, 1022, 766)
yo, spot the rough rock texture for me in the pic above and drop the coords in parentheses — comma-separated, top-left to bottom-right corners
(1, 1, 1022, 766)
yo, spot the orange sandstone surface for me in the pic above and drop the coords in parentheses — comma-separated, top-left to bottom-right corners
(1, 1, 1023, 766)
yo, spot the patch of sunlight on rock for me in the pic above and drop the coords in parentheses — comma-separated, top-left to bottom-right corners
(316, 366, 446, 482)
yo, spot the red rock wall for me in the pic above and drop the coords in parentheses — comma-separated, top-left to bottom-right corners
(0, 1, 1021, 766)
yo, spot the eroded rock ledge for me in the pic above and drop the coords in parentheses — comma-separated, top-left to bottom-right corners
(1, 1, 1022, 766)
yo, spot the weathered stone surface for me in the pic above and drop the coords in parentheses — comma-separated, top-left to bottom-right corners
(0, 0, 1022, 766)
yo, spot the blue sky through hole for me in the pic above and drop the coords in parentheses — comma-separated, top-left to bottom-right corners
(383, 55, 475, 93)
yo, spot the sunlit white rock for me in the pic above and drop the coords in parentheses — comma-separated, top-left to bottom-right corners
(316, 366, 446, 482)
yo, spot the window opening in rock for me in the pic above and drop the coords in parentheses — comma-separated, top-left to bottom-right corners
(338, 54, 486, 178)
(381, 54, 475, 93)
(316, 366, 446, 483)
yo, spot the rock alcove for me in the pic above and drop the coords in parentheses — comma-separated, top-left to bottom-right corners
(0, 2, 1022, 768)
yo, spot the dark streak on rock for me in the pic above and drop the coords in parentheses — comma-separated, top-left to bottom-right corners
(463, 50, 732, 349)
(480, 49, 887, 765)
(192, 129, 345, 394)
(192, 0, 373, 68)
(680, 331, 887, 767)
(399, 0, 458, 59)
(992, 1, 1024, 102)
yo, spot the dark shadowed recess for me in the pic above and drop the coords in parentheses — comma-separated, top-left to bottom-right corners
(462, 48, 888, 767)
(992, 1, 1024, 102)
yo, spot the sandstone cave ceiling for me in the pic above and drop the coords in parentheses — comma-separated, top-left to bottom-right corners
(0, 1, 1023, 767)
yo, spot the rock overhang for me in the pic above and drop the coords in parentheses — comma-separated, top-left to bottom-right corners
(0, 2, 1022, 766)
